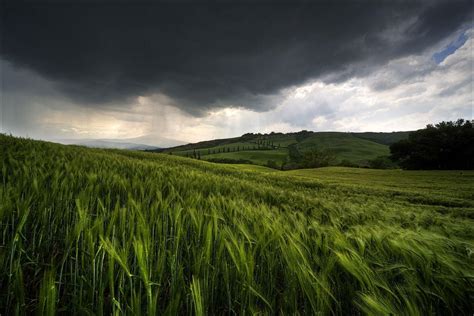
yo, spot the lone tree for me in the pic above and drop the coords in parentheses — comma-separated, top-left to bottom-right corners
(390, 119, 474, 170)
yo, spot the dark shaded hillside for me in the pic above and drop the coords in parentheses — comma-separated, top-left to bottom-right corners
(351, 131, 410, 145)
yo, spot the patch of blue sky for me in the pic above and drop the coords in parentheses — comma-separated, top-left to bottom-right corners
(432, 30, 469, 64)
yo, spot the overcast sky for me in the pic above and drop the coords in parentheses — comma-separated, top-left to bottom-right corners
(1, 0, 472, 146)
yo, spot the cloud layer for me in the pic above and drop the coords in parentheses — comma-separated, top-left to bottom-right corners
(1, 1, 472, 145)
(2, 1, 472, 114)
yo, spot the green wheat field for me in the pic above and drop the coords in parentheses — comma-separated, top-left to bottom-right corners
(1, 134, 473, 315)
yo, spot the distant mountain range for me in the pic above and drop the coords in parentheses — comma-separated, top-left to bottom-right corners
(56, 134, 185, 150)
(58, 139, 159, 150)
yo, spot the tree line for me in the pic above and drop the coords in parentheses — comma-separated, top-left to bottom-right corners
(175, 141, 282, 159)
(390, 119, 473, 170)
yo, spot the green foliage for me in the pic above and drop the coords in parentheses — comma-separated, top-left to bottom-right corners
(368, 155, 397, 169)
(390, 119, 474, 170)
(265, 160, 280, 169)
(294, 130, 314, 142)
(338, 159, 359, 168)
(1, 135, 473, 314)
(287, 143, 303, 163)
(283, 147, 336, 169)
(38, 270, 57, 316)
(301, 149, 336, 168)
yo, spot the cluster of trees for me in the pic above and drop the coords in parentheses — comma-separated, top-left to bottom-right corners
(294, 130, 314, 142)
(208, 147, 246, 154)
(252, 139, 280, 149)
(280, 144, 336, 170)
(182, 147, 240, 159)
(367, 156, 397, 169)
(241, 131, 285, 139)
(242, 130, 314, 142)
(265, 160, 280, 169)
(390, 119, 473, 170)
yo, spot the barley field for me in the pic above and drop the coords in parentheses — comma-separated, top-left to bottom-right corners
(1, 135, 473, 315)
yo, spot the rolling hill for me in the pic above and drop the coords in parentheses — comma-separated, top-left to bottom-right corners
(155, 131, 408, 168)
(351, 131, 411, 145)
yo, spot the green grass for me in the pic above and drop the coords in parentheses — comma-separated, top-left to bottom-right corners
(227, 164, 280, 173)
(264, 134, 298, 147)
(286, 167, 474, 202)
(297, 132, 390, 164)
(1, 134, 473, 315)
(204, 149, 288, 165)
(351, 131, 411, 146)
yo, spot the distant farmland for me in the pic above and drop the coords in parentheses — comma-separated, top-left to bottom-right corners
(1, 134, 472, 314)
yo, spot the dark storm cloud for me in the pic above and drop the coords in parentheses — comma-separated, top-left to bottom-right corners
(1, 0, 472, 114)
